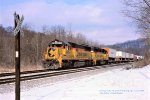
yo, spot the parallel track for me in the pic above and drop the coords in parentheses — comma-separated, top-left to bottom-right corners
(0, 63, 131, 85)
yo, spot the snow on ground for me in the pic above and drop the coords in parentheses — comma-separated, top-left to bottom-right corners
(0, 65, 150, 100)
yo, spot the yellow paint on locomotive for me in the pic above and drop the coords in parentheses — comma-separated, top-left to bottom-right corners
(72, 48, 77, 58)
(43, 43, 109, 68)
(91, 51, 96, 65)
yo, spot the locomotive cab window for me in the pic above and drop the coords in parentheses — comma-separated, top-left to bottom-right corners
(49, 41, 63, 47)
(65, 46, 70, 50)
(101, 49, 107, 54)
(50, 44, 62, 47)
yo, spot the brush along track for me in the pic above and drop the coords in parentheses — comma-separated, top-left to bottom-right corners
(0, 63, 130, 85)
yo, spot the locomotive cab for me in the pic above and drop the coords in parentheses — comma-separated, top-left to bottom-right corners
(48, 40, 62, 59)
(47, 39, 69, 59)
(43, 39, 71, 69)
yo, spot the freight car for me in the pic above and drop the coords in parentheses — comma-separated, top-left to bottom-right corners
(42, 39, 108, 69)
(103, 48, 117, 63)
(103, 48, 136, 63)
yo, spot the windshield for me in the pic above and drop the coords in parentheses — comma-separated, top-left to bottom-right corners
(51, 44, 62, 47)
(49, 41, 63, 47)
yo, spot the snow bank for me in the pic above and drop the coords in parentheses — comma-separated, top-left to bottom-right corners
(0, 65, 150, 100)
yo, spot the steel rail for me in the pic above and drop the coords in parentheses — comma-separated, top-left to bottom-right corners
(0, 63, 130, 85)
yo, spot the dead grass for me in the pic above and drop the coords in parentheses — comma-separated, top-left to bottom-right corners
(0, 65, 44, 73)
(132, 59, 150, 68)
(20, 65, 44, 72)
(0, 66, 15, 73)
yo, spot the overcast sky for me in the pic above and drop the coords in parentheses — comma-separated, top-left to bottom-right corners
(0, 0, 140, 45)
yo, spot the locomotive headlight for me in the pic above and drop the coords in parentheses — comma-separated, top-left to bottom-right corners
(52, 48, 55, 51)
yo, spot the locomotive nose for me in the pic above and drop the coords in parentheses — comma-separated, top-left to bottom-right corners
(48, 47, 55, 57)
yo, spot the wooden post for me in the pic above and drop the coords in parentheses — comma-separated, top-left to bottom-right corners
(15, 13, 20, 100)
(14, 12, 23, 100)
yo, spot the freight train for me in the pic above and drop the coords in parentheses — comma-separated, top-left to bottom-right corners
(42, 39, 144, 69)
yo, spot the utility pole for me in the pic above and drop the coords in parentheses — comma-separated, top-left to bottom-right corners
(14, 12, 24, 100)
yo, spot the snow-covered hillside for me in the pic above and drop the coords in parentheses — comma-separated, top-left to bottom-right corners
(1, 65, 150, 100)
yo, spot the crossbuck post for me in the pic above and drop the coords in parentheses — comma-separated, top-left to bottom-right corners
(14, 12, 24, 100)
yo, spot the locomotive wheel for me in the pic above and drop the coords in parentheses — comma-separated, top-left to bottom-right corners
(62, 61, 74, 68)
(43, 61, 60, 69)
(85, 61, 90, 67)
(42, 61, 50, 68)
(51, 62, 60, 69)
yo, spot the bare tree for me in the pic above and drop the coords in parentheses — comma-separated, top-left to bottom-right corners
(0, 25, 15, 66)
(123, 0, 150, 64)
(0, 24, 103, 68)
(75, 33, 87, 44)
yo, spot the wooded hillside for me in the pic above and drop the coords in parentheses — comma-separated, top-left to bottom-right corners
(0, 25, 100, 67)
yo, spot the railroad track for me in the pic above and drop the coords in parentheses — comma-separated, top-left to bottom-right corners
(0, 63, 131, 85)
